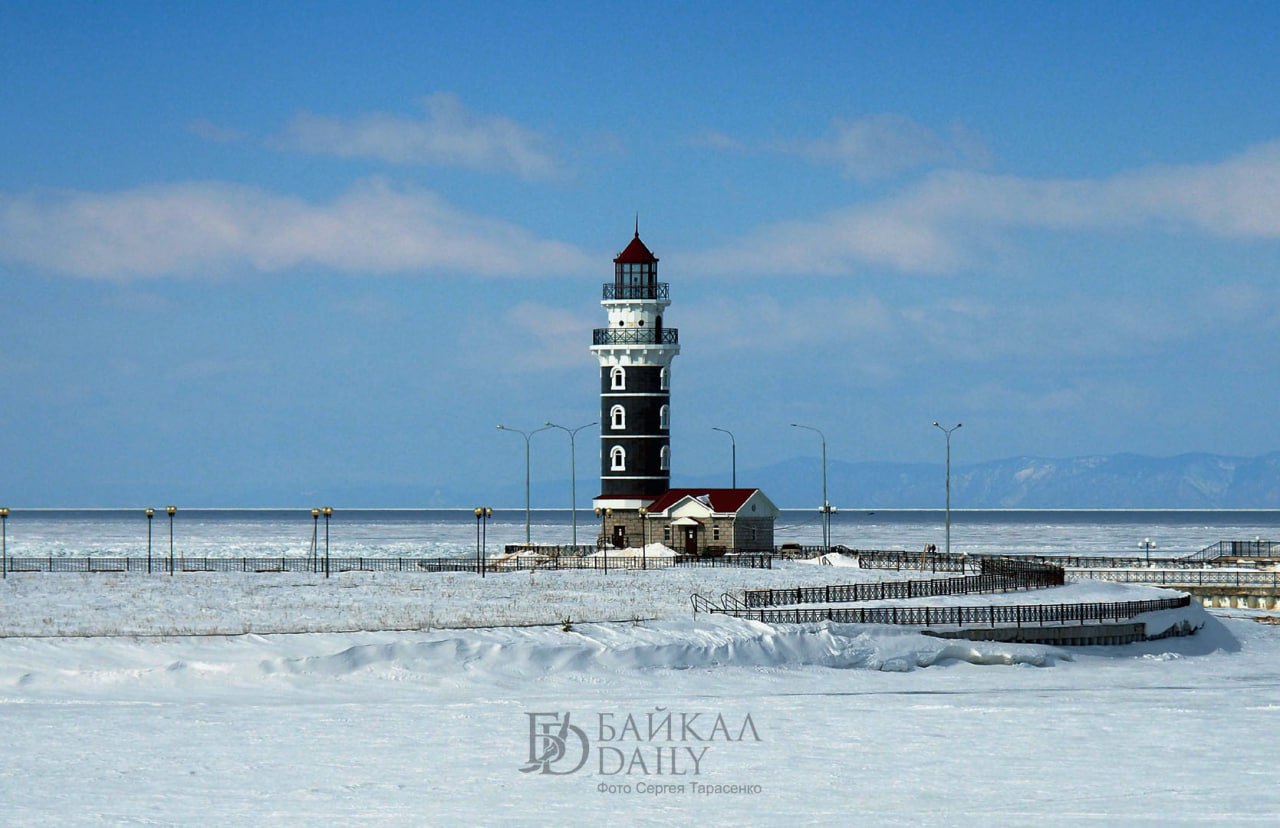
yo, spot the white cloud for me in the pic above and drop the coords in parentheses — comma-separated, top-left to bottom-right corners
(0, 178, 594, 279)
(686, 140, 1280, 277)
(187, 119, 246, 144)
(499, 302, 594, 370)
(673, 281, 1280, 374)
(790, 114, 990, 181)
(690, 129, 749, 153)
(680, 294, 894, 352)
(273, 93, 561, 180)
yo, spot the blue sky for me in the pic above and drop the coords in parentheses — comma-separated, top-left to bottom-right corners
(3, 2, 1280, 506)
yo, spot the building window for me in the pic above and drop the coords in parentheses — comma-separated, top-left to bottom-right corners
(659, 404, 669, 430)
(659, 445, 670, 471)
(663, 527, 671, 541)
(659, 366, 669, 390)
(610, 445, 626, 471)
(610, 405, 626, 430)
(610, 366, 626, 390)
(713, 527, 721, 541)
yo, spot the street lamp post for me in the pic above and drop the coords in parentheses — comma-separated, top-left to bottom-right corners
(145, 508, 154, 574)
(482, 508, 492, 576)
(594, 507, 612, 573)
(932, 422, 962, 557)
(310, 508, 320, 573)
(711, 427, 736, 489)
(1140, 537, 1157, 565)
(323, 507, 333, 578)
(166, 506, 176, 575)
(790, 424, 830, 549)
(498, 424, 552, 546)
(474, 507, 493, 577)
(1, 507, 8, 580)
(545, 421, 596, 549)
(639, 506, 648, 570)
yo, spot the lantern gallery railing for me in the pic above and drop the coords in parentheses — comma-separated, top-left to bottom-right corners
(602, 283, 669, 301)
(592, 328, 679, 346)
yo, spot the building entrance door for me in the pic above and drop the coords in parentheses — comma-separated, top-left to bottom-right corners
(684, 527, 698, 556)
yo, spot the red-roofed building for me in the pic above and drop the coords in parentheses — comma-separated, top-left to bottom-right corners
(594, 488, 779, 554)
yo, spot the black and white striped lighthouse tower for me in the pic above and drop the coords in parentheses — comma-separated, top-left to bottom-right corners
(590, 227, 679, 513)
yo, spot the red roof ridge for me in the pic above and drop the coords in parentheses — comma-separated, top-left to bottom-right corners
(614, 232, 658, 264)
(645, 487, 760, 514)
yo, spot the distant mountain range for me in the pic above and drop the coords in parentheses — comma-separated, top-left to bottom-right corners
(414, 451, 1280, 510)
(692, 451, 1280, 510)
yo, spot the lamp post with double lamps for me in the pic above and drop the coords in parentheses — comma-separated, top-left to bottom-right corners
(639, 506, 648, 570)
(474, 507, 493, 576)
(545, 421, 596, 549)
(594, 506, 612, 573)
(166, 506, 177, 575)
(322, 507, 333, 578)
(711, 427, 736, 489)
(790, 424, 831, 549)
(497, 424, 551, 546)
(1140, 537, 1157, 565)
(1, 507, 8, 580)
(932, 422, 962, 557)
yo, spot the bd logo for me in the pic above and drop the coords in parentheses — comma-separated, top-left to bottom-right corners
(521, 712, 590, 775)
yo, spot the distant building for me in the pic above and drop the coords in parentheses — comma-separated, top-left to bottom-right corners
(588, 227, 778, 554)
(644, 488, 780, 554)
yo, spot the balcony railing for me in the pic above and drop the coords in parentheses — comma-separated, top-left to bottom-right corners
(603, 283, 669, 301)
(592, 328, 679, 346)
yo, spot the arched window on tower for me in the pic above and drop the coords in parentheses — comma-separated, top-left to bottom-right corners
(610, 445, 626, 471)
(610, 405, 626, 430)
(610, 366, 626, 390)
(660, 445, 670, 471)
(659, 405, 669, 430)
(659, 366, 669, 391)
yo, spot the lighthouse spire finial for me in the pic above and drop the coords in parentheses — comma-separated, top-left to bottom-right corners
(634, 212, 639, 238)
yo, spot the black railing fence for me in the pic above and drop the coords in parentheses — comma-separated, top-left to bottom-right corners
(738, 558, 1063, 609)
(1187, 539, 1279, 562)
(1070, 568, 1280, 588)
(725, 594, 1191, 627)
(2, 554, 771, 576)
(776, 541, 1278, 570)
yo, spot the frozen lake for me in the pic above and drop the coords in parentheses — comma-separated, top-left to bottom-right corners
(4, 508, 1279, 559)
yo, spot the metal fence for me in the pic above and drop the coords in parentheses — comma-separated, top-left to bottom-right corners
(774, 543, 1277, 570)
(1186, 539, 1279, 563)
(739, 559, 1064, 609)
(1070, 568, 1280, 588)
(2, 553, 772, 575)
(489, 554, 771, 572)
(725, 594, 1191, 627)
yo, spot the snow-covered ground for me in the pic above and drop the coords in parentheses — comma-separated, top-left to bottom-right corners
(0, 559, 951, 637)
(2, 557, 1278, 825)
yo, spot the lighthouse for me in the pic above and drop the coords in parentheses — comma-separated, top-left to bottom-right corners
(590, 227, 679, 517)
(583, 226, 779, 554)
